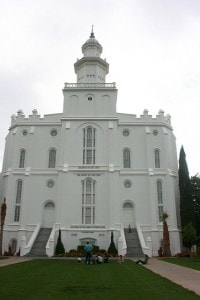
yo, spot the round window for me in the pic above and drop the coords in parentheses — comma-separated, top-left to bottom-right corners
(47, 180, 54, 188)
(124, 180, 131, 188)
(153, 129, 159, 136)
(123, 130, 129, 137)
(51, 129, 57, 137)
(88, 96, 93, 101)
(22, 130, 28, 136)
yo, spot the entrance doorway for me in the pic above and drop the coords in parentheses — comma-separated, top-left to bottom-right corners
(122, 201, 134, 228)
(43, 202, 55, 228)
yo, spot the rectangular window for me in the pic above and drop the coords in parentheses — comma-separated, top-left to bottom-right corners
(83, 127, 96, 165)
(155, 149, 160, 168)
(14, 205, 20, 222)
(157, 180, 164, 222)
(85, 207, 91, 224)
(158, 205, 164, 222)
(19, 150, 25, 168)
(48, 149, 56, 168)
(82, 179, 95, 225)
(86, 150, 92, 164)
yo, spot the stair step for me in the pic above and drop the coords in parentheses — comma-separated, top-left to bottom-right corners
(124, 228, 143, 257)
(27, 228, 52, 257)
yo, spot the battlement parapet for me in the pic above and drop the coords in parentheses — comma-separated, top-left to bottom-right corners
(11, 109, 62, 125)
(118, 109, 171, 126)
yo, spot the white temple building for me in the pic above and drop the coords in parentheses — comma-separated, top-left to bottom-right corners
(0, 30, 181, 257)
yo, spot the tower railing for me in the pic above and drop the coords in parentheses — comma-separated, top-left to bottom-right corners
(64, 82, 116, 89)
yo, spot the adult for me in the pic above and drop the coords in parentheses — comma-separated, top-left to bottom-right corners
(84, 241, 93, 264)
(135, 254, 149, 265)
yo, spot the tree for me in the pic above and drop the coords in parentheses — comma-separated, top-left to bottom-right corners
(162, 212, 171, 257)
(108, 231, 118, 255)
(178, 146, 195, 229)
(0, 198, 7, 256)
(182, 222, 196, 251)
(191, 174, 200, 238)
(55, 229, 65, 255)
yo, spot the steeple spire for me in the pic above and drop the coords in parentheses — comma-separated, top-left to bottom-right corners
(90, 25, 95, 38)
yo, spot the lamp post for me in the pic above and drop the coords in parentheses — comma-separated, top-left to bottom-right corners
(0, 198, 7, 256)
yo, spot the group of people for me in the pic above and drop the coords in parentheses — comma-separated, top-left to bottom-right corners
(77, 241, 149, 265)
(77, 241, 109, 264)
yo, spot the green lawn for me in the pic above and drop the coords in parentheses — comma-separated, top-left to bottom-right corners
(161, 257, 200, 271)
(0, 259, 199, 300)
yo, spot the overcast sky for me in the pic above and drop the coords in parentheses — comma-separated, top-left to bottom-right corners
(0, 0, 200, 176)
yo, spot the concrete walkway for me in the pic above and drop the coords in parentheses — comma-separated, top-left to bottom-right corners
(0, 257, 32, 267)
(0, 257, 200, 296)
(145, 258, 200, 296)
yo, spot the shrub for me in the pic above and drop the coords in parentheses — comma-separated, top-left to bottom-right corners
(196, 247, 200, 258)
(99, 249, 107, 254)
(77, 245, 99, 255)
(182, 223, 196, 251)
(4, 244, 15, 256)
(55, 229, 65, 256)
(108, 232, 118, 255)
(68, 249, 77, 257)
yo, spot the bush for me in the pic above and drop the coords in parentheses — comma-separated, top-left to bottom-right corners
(196, 247, 200, 258)
(175, 252, 191, 258)
(182, 223, 196, 251)
(99, 249, 107, 254)
(4, 244, 15, 256)
(77, 245, 99, 255)
(108, 232, 118, 255)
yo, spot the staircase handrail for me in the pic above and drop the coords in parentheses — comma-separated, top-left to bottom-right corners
(24, 222, 41, 255)
(136, 222, 152, 257)
(116, 223, 127, 256)
(46, 223, 60, 257)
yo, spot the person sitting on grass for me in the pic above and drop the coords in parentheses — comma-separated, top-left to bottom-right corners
(96, 255, 103, 264)
(135, 254, 149, 265)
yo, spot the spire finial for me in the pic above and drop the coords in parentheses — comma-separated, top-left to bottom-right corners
(90, 25, 95, 38)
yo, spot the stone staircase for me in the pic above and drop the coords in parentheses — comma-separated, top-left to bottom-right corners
(27, 228, 52, 257)
(124, 228, 144, 257)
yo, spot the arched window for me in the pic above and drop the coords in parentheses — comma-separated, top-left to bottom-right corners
(83, 127, 96, 164)
(154, 149, 160, 168)
(123, 149, 131, 168)
(123, 202, 133, 209)
(82, 178, 95, 224)
(10, 239, 17, 253)
(48, 149, 56, 168)
(19, 149, 25, 168)
(157, 180, 163, 222)
(14, 180, 23, 222)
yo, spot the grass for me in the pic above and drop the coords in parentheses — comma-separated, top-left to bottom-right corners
(161, 257, 200, 271)
(0, 259, 199, 300)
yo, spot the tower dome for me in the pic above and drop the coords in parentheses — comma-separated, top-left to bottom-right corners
(74, 28, 109, 83)
(81, 29, 103, 57)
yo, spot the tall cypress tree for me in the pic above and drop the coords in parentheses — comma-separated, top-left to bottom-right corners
(178, 146, 194, 229)
(191, 174, 200, 237)
(55, 229, 65, 255)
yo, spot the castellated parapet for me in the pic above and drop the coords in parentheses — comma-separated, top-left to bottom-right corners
(10, 107, 171, 128)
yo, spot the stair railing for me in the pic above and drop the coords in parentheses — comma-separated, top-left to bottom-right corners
(21, 222, 41, 256)
(46, 223, 60, 257)
(116, 223, 127, 256)
(136, 222, 152, 257)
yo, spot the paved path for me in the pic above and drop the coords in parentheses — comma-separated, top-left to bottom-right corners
(1, 257, 200, 296)
(145, 258, 200, 296)
(0, 257, 32, 267)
